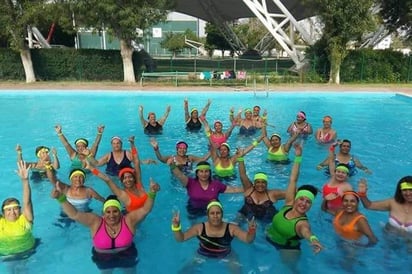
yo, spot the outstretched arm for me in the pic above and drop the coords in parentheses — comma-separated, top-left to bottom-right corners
(357, 179, 391, 211)
(238, 159, 253, 191)
(16, 161, 33, 223)
(55, 125, 76, 158)
(150, 137, 170, 163)
(127, 178, 160, 228)
(158, 105, 171, 126)
(200, 99, 211, 117)
(51, 147, 60, 170)
(138, 105, 147, 128)
(168, 158, 189, 187)
(86, 161, 130, 205)
(261, 126, 272, 148)
(224, 121, 236, 140)
(231, 218, 257, 243)
(284, 143, 302, 205)
(184, 98, 190, 122)
(236, 135, 264, 159)
(354, 157, 372, 174)
(45, 163, 70, 193)
(200, 117, 211, 136)
(90, 125, 105, 156)
(357, 218, 378, 246)
(296, 220, 323, 254)
(51, 182, 99, 228)
(283, 133, 299, 153)
(16, 144, 23, 162)
(129, 136, 143, 187)
(171, 210, 201, 242)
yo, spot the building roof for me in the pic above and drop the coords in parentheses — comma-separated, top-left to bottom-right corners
(175, 0, 314, 22)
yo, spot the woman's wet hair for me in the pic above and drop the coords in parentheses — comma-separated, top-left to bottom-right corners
(35, 146, 50, 156)
(105, 195, 119, 203)
(394, 176, 412, 203)
(339, 139, 351, 148)
(297, 184, 318, 197)
(68, 168, 86, 180)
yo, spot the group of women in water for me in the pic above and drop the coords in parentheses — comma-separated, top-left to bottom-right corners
(1, 98, 412, 273)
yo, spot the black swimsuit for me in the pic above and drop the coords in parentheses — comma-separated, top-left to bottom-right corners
(186, 118, 202, 131)
(197, 223, 233, 258)
(144, 122, 163, 135)
(239, 189, 277, 222)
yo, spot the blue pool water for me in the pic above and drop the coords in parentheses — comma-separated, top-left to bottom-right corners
(1, 90, 412, 273)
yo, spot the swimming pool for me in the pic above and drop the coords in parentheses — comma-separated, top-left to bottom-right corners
(1, 90, 412, 273)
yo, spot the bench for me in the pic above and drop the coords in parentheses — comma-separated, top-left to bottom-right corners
(140, 71, 189, 86)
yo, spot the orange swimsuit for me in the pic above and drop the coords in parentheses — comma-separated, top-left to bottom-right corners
(125, 184, 147, 212)
(333, 211, 365, 240)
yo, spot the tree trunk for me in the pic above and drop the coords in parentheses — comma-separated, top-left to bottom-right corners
(328, 46, 343, 84)
(120, 39, 135, 83)
(20, 49, 36, 83)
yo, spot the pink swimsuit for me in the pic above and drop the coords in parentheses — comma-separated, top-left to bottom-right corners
(210, 134, 227, 146)
(322, 184, 342, 211)
(93, 216, 134, 250)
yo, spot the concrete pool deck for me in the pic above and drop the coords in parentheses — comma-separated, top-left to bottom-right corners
(0, 82, 411, 95)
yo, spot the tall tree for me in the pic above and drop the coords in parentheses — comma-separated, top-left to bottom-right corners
(72, 0, 175, 83)
(305, 0, 375, 84)
(0, 1, 63, 82)
(161, 29, 198, 57)
(235, 18, 267, 49)
(205, 23, 232, 57)
(379, 0, 412, 40)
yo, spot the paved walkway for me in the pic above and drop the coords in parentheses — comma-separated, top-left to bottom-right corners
(0, 82, 411, 95)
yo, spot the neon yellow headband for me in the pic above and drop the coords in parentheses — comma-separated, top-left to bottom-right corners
(196, 164, 211, 171)
(37, 148, 49, 158)
(207, 200, 223, 211)
(400, 182, 412, 190)
(69, 170, 86, 180)
(244, 108, 252, 114)
(103, 199, 122, 212)
(254, 173, 268, 182)
(270, 133, 281, 140)
(335, 165, 349, 174)
(295, 190, 315, 203)
(191, 108, 198, 114)
(75, 139, 88, 145)
(220, 143, 231, 150)
(3, 203, 20, 210)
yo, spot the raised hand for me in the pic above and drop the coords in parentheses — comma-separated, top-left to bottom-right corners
(97, 125, 105, 134)
(16, 161, 29, 179)
(54, 125, 62, 134)
(149, 177, 160, 193)
(172, 209, 180, 227)
(358, 178, 368, 193)
(247, 216, 257, 231)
